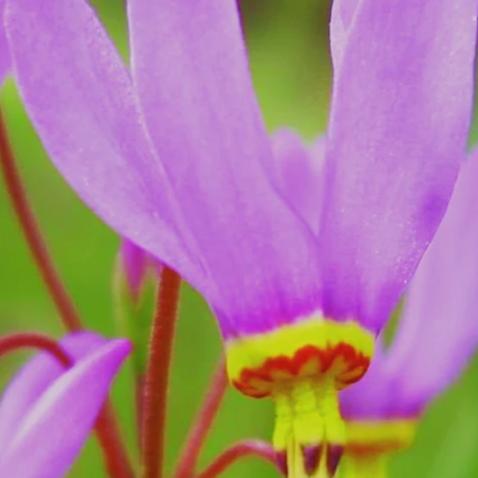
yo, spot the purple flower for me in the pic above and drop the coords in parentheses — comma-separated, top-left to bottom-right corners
(4, 0, 477, 475)
(0, 332, 131, 477)
(338, 151, 478, 474)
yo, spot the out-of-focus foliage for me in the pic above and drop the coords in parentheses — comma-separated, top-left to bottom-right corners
(0, 1, 476, 476)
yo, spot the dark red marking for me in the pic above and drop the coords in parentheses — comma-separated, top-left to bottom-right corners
(346, 440, 407, 456)
(275, 450, 288, 476)
(233, 342, 370, 398)
(326, 444, 344, 477)
(302, 444, 323, 475)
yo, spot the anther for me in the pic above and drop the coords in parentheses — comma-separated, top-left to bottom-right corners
(275, 450, 288, 476)
(302, 444, 323, 475)
(272, 378, 346, 477)
(326, 444, 344, 477)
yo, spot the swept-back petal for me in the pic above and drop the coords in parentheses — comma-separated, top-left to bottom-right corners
(318, 0, 477, 330)
(270, 129, 324, 233)
(0, 338, 131, 477)
(5, 0, 205, 288)
(340, 343, 396, 419)
(384, 154, 478, 413)
(128, 0, 321, 336)
(0, 332, 105, 448)
(341, 153, 478, 418)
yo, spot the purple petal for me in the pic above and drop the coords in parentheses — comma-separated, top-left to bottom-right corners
(342, 153, 478, 419)
(340, 343, 398, 419)
(0, 337, 131, 477)
(329, 0, 360, 72)
(0, 332, 105, 448)
(120, 238, 149, 298)
(128, 0, 321, 336)
(5, 0, 205, 289)
(318, 0, 477, 330)
(385, 153, 478, 412)
(0, 0, 10, 84)
(270, 129, 324, 233)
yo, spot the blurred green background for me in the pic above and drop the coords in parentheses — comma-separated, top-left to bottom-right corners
(1, 1, 478, 477)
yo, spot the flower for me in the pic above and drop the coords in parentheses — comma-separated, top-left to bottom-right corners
(4, 0, 477, 476)
(0, 332, 131, 477)
(339, 152, 478, 476)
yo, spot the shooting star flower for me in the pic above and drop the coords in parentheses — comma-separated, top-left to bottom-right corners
(4, 0, 477, 475)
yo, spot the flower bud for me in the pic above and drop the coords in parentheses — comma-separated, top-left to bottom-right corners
(113, 238, 160, 377)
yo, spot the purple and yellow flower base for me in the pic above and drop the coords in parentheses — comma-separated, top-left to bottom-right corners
(227, 318, 373, 397)
(226, 316, 374, 476)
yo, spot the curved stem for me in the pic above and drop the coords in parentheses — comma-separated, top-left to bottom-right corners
(96, 400, 136, 478)
(0, 333, 134, 477)
(141, 267, 181, 478)
(0, 109, 133, 478)
(0, 332, 72, 365)
(196, 440, 279, 478)
(0, 111, 82, 331)
(175, 356, 228, 478)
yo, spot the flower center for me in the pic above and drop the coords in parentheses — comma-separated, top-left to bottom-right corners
(225, 315, 374, 477)
(273, 376, 344, 477)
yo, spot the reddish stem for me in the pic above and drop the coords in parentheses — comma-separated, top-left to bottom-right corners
(0, 111, 82, 331)
(135, 374, 145, 450)
(141, 267, 181, 478)
(196, 440, 279, 478)
(175, 357, 228, 478)
(95, 401, 136, 477)
(0, 332, 72, 365)
(0, 110, 133, 477)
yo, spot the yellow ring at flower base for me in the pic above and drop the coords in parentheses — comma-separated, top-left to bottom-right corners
(346, 419, 417, 455)
(225, 316, 375, 477)
(225, 315, 375, 398)
(341, 420, 417, 478)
